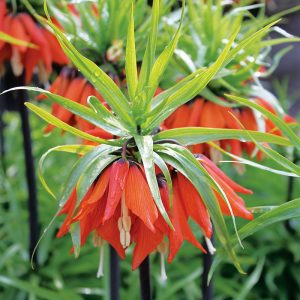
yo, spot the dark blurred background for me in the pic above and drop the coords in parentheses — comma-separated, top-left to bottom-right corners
(268, 0, 300, 116)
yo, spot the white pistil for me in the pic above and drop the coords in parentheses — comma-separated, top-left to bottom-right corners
(119, 193, 131, 248)
(157, 240, 168, 281)
(159, 253, 167, 281)
(205, 237, 216, 255)
(96, 245, 104, 278)
(93, 232, 105, 278)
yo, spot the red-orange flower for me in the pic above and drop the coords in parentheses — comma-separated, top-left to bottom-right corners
(56, 153, 253, 274)
(164, 97, 295, 162)
(0, 2, 68, 83)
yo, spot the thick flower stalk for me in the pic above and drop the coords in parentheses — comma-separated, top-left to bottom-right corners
(0, 0, 68, 82)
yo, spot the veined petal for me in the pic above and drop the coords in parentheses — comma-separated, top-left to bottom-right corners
(125, 164, 158, 232)
(187, 98, 204, 126)
(168, 177, 206, 263)
(104, 159, 129, 221)
(96, 217, 126, 259)
(85, 167, 111, 205)
(200, 101, 226, 128)
(131, 219, 164, 270)
(177, 172, 212, 238)
(199, 155, 252, 195)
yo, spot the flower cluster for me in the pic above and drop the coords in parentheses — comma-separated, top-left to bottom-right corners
(0, 0, 68, 83)
(164, 97, 296, 161)
(56, 153, 253, 275)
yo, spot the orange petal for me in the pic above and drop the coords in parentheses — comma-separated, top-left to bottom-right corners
(103, 159, 129, 221)
(188, 98, 204, 126)
(177, 172, 212, 238)
(96, 217, 126, 259)
(56, 189, 77, 238)
(10, 16, 30, 53)
(200, 155, 252, 194)
(18, 13, 52, 72)
(168, 176, 206, 263)
(200, 101, 226, 128)
(131, 219, 164, 270)
(85, 167, 111, 205)
(125, 164, 158, 232)
(172, 105, 191, 128)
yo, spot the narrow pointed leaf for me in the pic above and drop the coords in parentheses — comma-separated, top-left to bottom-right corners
(38, 145, 94, 199)
(153, 127, 291, 147)
(134, 135, 173, 228)
(226, 94, 300, 150)
(125, 3, 138, 100)
(25, 102, 116, 145)
(38, 8, 135, 129)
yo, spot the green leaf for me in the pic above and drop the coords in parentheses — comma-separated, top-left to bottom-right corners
(6, 86, 126, 136)
(24, 102, 116, 145)
(146, 0, 185, 104)
(87, 96, 127, 133)
(136, 0, 159, 94)
(0, 276, 82, 300)
(223, 20, 280, 66)
(226, 94, 300, 151)
(234, 198, 300, 247)
(0, 31, 37, 48)
(38, 7, 135, 130)
(145, 26, 240, 132)
(209, 142, 299, 177)
(134, 135, 173, 228)
(59, 144, 120, 206)
(38, 145, 94, 199)
(236, 258, 265, 300)
(211, 198, 300, 280)
(125, 2, 138, 101)
(153, 127, 291, 147)
(153, 152, 173, 206)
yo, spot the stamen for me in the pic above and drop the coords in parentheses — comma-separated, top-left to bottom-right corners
(205, 237, 216, 255)
(119, 193, 131, 249)
(96, 245, 104, 278)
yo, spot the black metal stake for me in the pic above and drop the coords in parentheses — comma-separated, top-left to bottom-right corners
(0, 70, 39, 265)
(139, 256, 152, 300)
(202, 240, 213, 300)
(18, 92, 39, 265)
(109, 246, 120, 300)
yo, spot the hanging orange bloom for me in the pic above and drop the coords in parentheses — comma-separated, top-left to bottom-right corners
(0, 2, 68, 83)
(56, 153, 253, 275)
(164, 97, 296, 162)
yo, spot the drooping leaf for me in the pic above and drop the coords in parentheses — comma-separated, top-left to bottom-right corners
(38, 6, 135, 130)
(153, 127, 291, 147)
(38, 145, 95, 198)
(134, 135, 173, 228)
(226, 94, 300, 150)
(25, 102, 116, 145)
